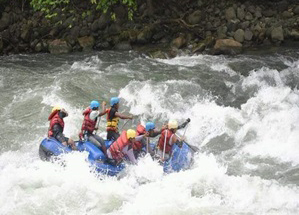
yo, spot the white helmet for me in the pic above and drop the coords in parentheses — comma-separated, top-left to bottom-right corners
(168, 119, 178, 129)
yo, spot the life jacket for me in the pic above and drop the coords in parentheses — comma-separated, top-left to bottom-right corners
(81, 107, 97, 134)
(133, 124, 146, 151)
(106, 108, 119, 132)
(109, 130, 129, 162)
(157, 129, 174, 154)
(48, 110, 64, 137)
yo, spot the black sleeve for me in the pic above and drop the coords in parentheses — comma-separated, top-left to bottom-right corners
(150, 131, 161, 138)
(178, 121, 188, 130)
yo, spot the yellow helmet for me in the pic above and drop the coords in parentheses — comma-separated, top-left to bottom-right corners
(126, 129, 136, 139)
(168, 119, 178, 129)
(52, 106, 61, 113)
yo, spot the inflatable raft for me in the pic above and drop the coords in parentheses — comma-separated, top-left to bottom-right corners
(39, 138, 194, 176)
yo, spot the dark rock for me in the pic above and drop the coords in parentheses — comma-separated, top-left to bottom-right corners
(114, 41, 132, 50)
(282, 11, 292, 19)
(0, 36, 3, 53)
(234, 29, 245, 43)
(271, 26, 284, 41)
(244, 29, 253, 41)
(240, 21, 250, 30)
(263, 9, 276, 17)
(48, 39, 72, 54)
(217, 26, 228, 39)
(227, 20, 240, 32)
(290, 30, 299, 40)
(188, 10, 202, 24)
(255, 10, 262, 18)
(152, 31, 167, 41)
(78, 36, 95, 51)
(108, 23, 121, 35)
(91, 13, 110, 32)
(212, 39, 242, 55)
(225, 7, 236, 21)
(237, 7, 245, 20)
(277, 1, 289, 12)
(35, 42, 43, 52)
(114, 5, 127, 25)
(21, 24, 32, 42)
(95, 41, 111, 50)
(245, 12, 253, 21)
(149, 50, 167, 59)
(247, 6, 256, 14)
(70, 26, 80, 39)
(0, 12, 11, 31)
(79, 26, 90, 37)
(293, 6, 299, 15)
(137, 27, 153, 44)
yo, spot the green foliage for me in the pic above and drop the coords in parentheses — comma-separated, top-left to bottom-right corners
(30, 0, 137, 20)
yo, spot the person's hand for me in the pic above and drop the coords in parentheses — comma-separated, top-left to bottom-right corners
(129, 115, 134, 120)
(62, 141, 67, 146)
(144, 131, 150, 137)
(180, 136, 185, 142)
(186, 118, 190, 123)
(102, 101, 106, 106)
(94, 127, 98, 131)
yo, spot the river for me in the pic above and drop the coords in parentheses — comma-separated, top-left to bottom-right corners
(0, 49, 299, 215)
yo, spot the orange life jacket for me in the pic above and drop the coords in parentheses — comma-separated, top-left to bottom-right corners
(109, 130, 129, 162)
(133, 124, 146, 151)
(81, 107, 97, 134)
(106, 108, 119, 132)
(48, 110, 64, 137)
(158, 129, 174, 154)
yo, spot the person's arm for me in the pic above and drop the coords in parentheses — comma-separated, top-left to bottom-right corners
(122, 145, 137, 164)
(115, 112, 133, 120)
(99, 101, 107, 116)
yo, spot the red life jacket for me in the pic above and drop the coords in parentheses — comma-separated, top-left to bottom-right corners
(106, 108, 119, 132)
(48, 110, 64, 137)
(81, 107, 97, 133)
(158, 129, 174, 154)
(109, 130, 129, 162)
(133, 124, 146, 151)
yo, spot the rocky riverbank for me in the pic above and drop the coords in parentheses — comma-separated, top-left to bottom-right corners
(0, 0, 299, 58)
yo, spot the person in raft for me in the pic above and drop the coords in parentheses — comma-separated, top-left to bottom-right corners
(79, 100, 108, 157)
(105, 97, 133, 141)
(48, 106, 76, 150)
(133, 122, 164, 158)
(157, 118, 191, 161)
(107, 129, 146, 165)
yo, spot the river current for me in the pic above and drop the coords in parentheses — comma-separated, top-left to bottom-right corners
(0, 49, 299, 215)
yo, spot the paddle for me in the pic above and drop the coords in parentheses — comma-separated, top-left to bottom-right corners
(175, 133, 199, 152)
(94, 116, 101, 135)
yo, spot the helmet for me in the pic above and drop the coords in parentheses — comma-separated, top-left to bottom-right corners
(168, 119, 178, 129)
(145, 122, 155, 131)
(126, 129, 136, 139)
(90, 100, 100, 109)
(110, 97, 120, 106)
(52, 106, 61, 113)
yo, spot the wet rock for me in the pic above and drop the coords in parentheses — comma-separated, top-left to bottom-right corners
(91, 13, 110, 32)
(95, 41, 111, 50)
(171, 35, 187, 49)
(192, 42, 205, 53)
(240, 21, 250, 30)
(290, 30, 299, 40)
(227, 20, 239, 32)
(245, 12, 253, 21)
(237, 7, 245, 20)
(137, 27, 153, 44)
(263, 9, 276, 17)
(114, 41, 132, 50)
(108, 23, 121, 35)
(21, 24, 32, 42)
(0, 12, 11, 31)
(48, 39, 72, 54)
(188, 10, 202, 24)
(234, 29, 245, 43)
(271, 26, 284, 41)
(149, 50, 167, 59)
(217, 26, 227, 39)
(244, 29, 253, 41)
(277, 1, 289, 12)
(247, 6, 256, 14)
(255, 10, 262, 19)
(35, 42, 43, 52)
(282, 11, 292, 19)
(78, 36, 95, 51)
(213, 39, 242, 55)
(293, 6, 299, 15)
(225, 7, 236, 21)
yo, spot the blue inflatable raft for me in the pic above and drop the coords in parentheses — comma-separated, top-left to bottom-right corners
(39, 138, 194, 176)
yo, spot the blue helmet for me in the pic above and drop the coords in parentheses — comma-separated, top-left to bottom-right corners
(110, 97, 120, 106)
(145, 122, 155, 131)
(90, 100, 100, 109)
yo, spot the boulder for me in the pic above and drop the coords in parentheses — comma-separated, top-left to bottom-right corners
(171, 35, 187, 49)
(48, 39, 72, 54)
(245, 12, 253, 21)
(217, 26, 227, 39)
(237, 7, 245, 20)
(114, 41, 132, 50)
(78, 36, 95, 51)
(35, 42, 43, 52)
(282, 11, 292, 19)
(263, 9, 276, 17)
(255, 10, 262, 18)
(290, 30, 299, 40)
(0, 12, 11, 31)
(271, 26, 284, 41)
(234, 29, 245, 43)
(240, 21, 250, 30)
(293, 6, 299, 15)
(213, 39, 242, 55)
(91, 13, 110, 32)
(94, 41, 111, 50)
(225, 7, 236, 21)
(149, 50, 167, 59)
(137, 27, 153, 44)
(244, 29, 253, 41)
(188, 10, 202, 24)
